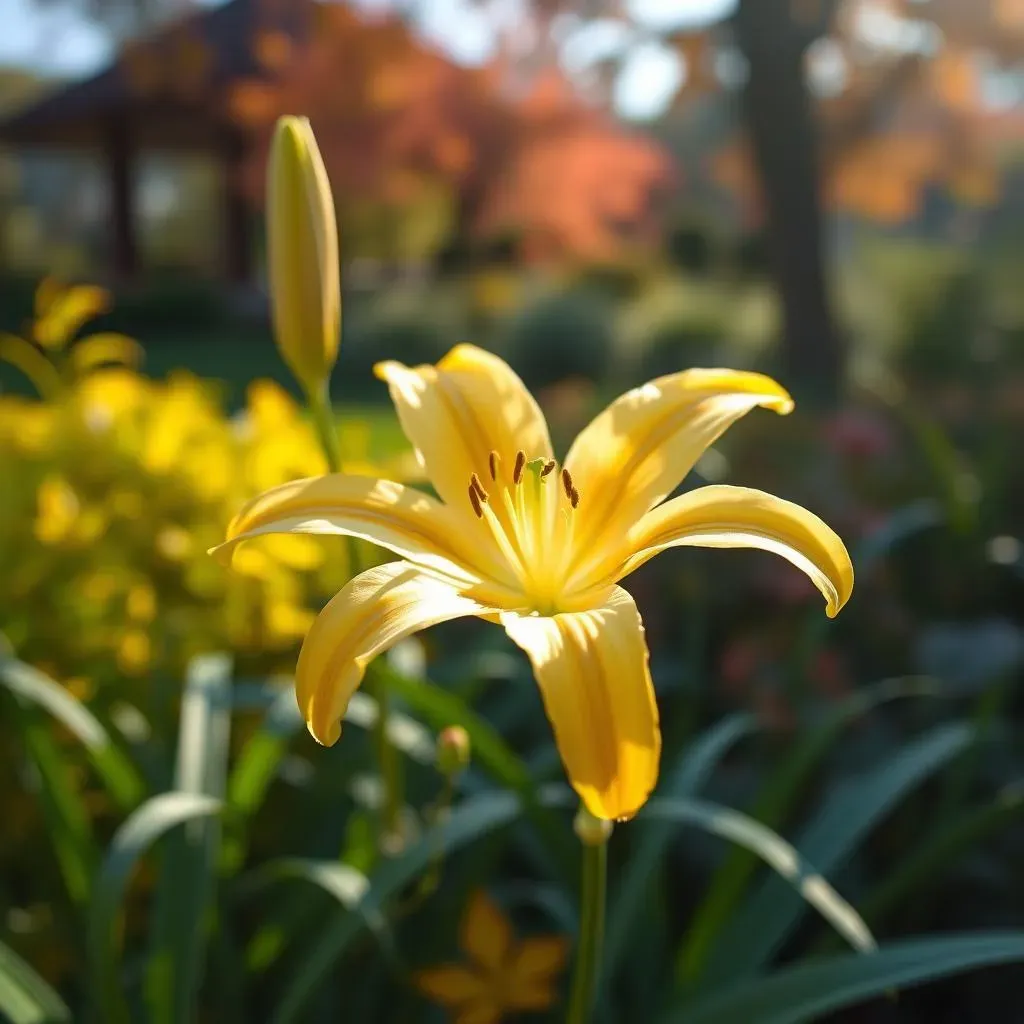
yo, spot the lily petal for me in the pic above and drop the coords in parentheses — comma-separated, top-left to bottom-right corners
(374, 344, 553, 516)
(212, 473, 511, 591)
(454, 1004, 501, 1024)
(296, 562, 493, 745)
(563, 369, 793, 560)
(502, 587, 660, 821)
(508, 935, 571, 981)
(617, 485, 854, 618)
(460, 891, 513, 972)
(413, 966, 488, 1009)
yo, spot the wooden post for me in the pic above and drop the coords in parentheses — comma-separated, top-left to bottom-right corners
(221, 128, 251, 284)
(105, 116, 140, 279)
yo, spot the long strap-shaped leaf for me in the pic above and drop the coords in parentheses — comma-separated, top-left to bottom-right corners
(270, 789, 529, 1024)
(0, 657, 145, 813)
(604, 713, 756, 979)
(677, 677, 948, 983)
(0, 939, 72, 1024)
(146, 655, 233, 1024)
(663, 933, 1024, 1024)
(644, 797, 874, 959)
(87, 792, 222, 1024)
(699, 720, 973, 987)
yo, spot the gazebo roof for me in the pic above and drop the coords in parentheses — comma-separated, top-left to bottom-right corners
(0, 0, 309, 150)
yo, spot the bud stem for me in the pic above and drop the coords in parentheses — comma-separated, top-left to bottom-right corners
(306, 382, 402, 851)
(567, 806, 610, 1024)
(307, 383, 342, 474)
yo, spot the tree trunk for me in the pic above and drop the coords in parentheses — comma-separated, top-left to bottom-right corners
(734, 0, 843, 404)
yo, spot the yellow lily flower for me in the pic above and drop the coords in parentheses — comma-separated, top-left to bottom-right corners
(414, 889, 569, 1024)
(214, 345, 854, 820)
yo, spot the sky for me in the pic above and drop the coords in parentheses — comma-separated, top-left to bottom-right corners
(0, 0, 737, 119)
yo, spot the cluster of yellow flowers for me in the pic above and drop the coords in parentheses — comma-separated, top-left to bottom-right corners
(0, 279, 411, 695)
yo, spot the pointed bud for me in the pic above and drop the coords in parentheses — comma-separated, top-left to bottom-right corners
(437, 725, 471, 777)
(267, 116, 340, 397)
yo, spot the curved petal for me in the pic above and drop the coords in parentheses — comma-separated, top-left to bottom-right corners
(455, 1004, 501, 1024)
(212, 473, 514, 592)
(508, 936, 570, 982)
(502, 587, 660, 821)
(374, 344, 553, 516)
(296, 562, 493, 745)
(413, 966, 487, 1009)
(616, 485, 854, 618)
(460, 891, 513, 972)
(563, 369, 793, 563)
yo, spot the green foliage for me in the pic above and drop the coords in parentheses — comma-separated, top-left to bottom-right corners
(500, 285, 616, 390)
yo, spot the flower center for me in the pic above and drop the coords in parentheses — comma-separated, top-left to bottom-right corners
(466, 448, 581, 612)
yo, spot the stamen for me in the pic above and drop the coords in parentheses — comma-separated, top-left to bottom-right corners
(570, 487, 580, 509)
(540, 459, 556, 478)
(468, 485, 484, 519)
(562, 468, 574, 500)
(488, 450, 500, 481)
(513, 450, 526, 485)
(470, 473, 489, 501)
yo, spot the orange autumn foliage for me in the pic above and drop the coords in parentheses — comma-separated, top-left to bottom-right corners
(228, 4, 672, 260)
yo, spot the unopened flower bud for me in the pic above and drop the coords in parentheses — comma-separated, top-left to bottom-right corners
(437, 725, 471, 777)
(266, 115, 340, 397)
(574, 805, 613, 846)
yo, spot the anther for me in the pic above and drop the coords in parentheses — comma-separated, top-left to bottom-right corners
(470, 473, 489, 501)
(540, 459, 556, 478)
(468, 485, 484, 519)
(488, 451, 500, 481)
(513, 450, 526, 485)
(570, 487, 580, 509)
(561, 468, 574, 500)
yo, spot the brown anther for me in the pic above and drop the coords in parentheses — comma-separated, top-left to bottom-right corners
(488, 450, 500, 481)
(513, 450, 526, 484)
(561, 468, 574, 500)
(540, 459, 556, 478)
(470, 473, 489, 501)
(468, 485, 484, 519)
(570, 487, 580, 509)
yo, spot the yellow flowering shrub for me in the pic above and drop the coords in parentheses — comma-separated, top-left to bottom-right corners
(0, 367, 387, 695)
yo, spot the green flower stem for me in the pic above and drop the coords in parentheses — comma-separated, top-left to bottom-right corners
(307, 384, 342, 474)
(306, 382, 402, 849)
(567, 809, 610, 1024)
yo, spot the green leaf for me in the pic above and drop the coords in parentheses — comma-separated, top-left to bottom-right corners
(645, 797, 874, 960)
(702, 721, 973, 986)
(88, 792, 221, 1024)
(853, 782, 1024, 935)
(0, 939, 72, 1024)
(0, 657, 145, 813)
(6, 701, 97, 919)
(379, 665, 531, 792)
(853, 499, 943, 576)
(243, 859, 396, 964)
(271, 790, 527, 1024)
(223, 685, 301, 872)
(380, 664, 574, 881)
(146, 655, 233, 1024)
(605, 714, 755, 980)
(664, 933, 1024, 1024)
(224, 681, 434, 871)
(676, 677, 944, 984)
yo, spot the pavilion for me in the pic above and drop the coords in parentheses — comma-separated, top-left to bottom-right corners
(0, 0, 309, 283)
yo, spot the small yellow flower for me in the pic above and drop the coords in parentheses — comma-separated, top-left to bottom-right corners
(34, 475, 80, 544)
(267, 116, 340, 397)
(215, 346, 854, 820)
(33, 279, 110, 350)
(414, 890, 569, 1024)
(117, 630, 151, 675)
